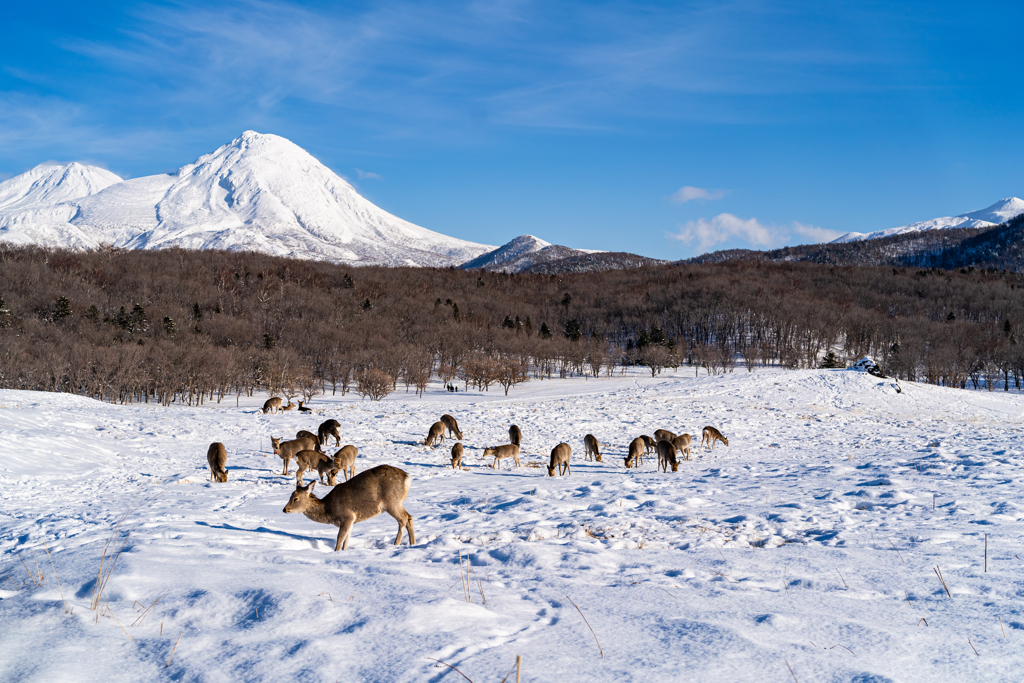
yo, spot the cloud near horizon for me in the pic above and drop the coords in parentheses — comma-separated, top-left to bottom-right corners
(669, 214, 840, 253)
(669, 186, 728, 203)
(355, 168, 382, 180)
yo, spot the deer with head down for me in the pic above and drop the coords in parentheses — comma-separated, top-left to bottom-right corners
(625, 437, 645, 469)
(701, 426, 729, 450)
(318, 420, 342, 448)
(657, 439, 679, 473)
(547, 442, 571, 477)
(450, 442, 463, 469)
(654, 429, 676, 444)
(319, 445, 358, 485)
(672, 433, 692, 461)
(282, 464, 415, 551)
(583, 434, 602, 462)
(640, 435, 656, 454)
(207, 442, 228, 482)
(509, 425, 522, 447)
(262, 397, 283, 414)
(483, 444, 520, 470)
(441, 414, 463, 440)
(425, 421, 446, 447)
(295, 449, 332, 484)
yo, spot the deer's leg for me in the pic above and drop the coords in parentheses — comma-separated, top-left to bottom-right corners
(282, 456, 290, 475)
(335, 515, 356, 551)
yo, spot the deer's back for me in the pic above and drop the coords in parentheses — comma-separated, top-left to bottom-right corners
(323, 465, 411, 520)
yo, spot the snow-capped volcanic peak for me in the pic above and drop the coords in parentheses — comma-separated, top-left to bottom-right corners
(0, 162, 122, 211)
(833, 196, 1024, 243)
(0, 131, 495, 267)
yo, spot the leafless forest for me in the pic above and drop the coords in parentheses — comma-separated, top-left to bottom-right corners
(0, 244, 1021, 405)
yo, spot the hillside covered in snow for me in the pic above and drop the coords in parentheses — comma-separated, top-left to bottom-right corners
(0, 132, 495, 267)
(833, 197, 1024, 243)
(1, 366, 1022, 681)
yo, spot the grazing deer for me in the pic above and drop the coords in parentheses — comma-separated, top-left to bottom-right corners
(271, 436, 320, 475)
(672, 434, 693, 461)
(640, 435, 656, 454)
(298, 400, 312, 414)
(295, 449, 332, 484)
(657, 439, 679, 473)
(425, 421, 446, 447)
(207, 442, 228, 482)
(282, 465, 415, 551)
(281, 400, 295, 412)
(509, 425, 522, 447)
(483, 444, 521, 470)
(701, 426, 729, 450)
(583, 434, 602, 462)
(548, 442, 571, 477)
(626, 437, 645, 468)
(262, 397, 283, 414)
(296, 430, 321, 445)
(441, 414, 463, 440)
(318, 419, 342, 448)
(450, 442, 463, 469)
(323, 445, 358, 485)
(654, 429, 677, 444)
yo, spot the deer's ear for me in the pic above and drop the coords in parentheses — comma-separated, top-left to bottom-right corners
(309, 481, 316, 492)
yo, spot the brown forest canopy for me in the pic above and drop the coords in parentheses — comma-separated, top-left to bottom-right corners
(1, 244, 1022, 405)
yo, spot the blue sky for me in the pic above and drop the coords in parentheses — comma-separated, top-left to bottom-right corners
(2, 1, 1022, 258)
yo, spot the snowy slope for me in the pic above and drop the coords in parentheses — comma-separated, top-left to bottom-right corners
(0, 162, 123, 248)
(833, 197, 1024, 243)
(0, 132, 495, 267)
(2, 366, 1024, 681)
(461, 234, 605, 272)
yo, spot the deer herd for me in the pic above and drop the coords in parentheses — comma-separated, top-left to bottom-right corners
(207, 397, 729, 551)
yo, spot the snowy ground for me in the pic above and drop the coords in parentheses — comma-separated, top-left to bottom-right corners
(2, 366, 1023, 682)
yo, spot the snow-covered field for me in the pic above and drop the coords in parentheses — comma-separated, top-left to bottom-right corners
(2, 366, 1023, 682)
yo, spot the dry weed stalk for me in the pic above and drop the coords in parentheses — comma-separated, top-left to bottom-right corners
(933, 566, 952, 598)
(565, 594, 603, 659)
(785, 659, 800, 682)
(91, 495, 159, 614)
(103, 604, 133, 642)
(887, 537, 905, 564)
(426, 657, 474, 682)
(166, 632, 183, 667)
(41, 541, 68, 613)
(130, 592, 168, 627)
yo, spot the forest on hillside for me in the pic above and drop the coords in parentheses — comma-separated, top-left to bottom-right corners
(1, 244, 1022, 405)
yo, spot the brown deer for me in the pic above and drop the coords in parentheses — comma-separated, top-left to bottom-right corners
(271, 436, 320, 475)
(657, 439, 679, 472)
(295, 449, 332, 484)
(441, 414, 463, 440)
(483, 444, 521, 470)
(282, 465, 415, 551)
(626, 437, 645, 468)
(318, 420, 342, 447)
(296, 430, 320, 445)
(450, 442, 463, 469)
(281, 400, 295, 412)
(547, 442, 571, 477)
(640, 435, 656, 454)
(322, 445, 358, 485)
(297, 400, 312, 413)
(509, 425, 522, 447)
(207, 442, 228, 482)
(262, 397, 283, 414)
(672, 434, 693, 461)
(654, 429, 676, 443)
(701, 426, 729, 450)
(583, 434, 602, 462)
(425, 421, 446, 447)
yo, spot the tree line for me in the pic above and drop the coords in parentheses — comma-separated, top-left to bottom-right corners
(0, 244, 1022, 405)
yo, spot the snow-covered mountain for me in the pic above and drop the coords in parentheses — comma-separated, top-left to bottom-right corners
(0, 132, 495, 267)
(833, 197, 1024, 243)
(461, 234, 605, 272)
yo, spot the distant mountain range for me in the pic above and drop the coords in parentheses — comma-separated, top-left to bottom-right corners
(2, 131, 1020, 273)
(832, 197, 1024, 243)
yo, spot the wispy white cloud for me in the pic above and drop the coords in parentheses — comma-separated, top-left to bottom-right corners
(669, 213, 776, 251)
(792, 221, 843, 243)
(669, 186, 729, 203)
(356, 168, 382, 180)
(669, 213, 843, 253)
